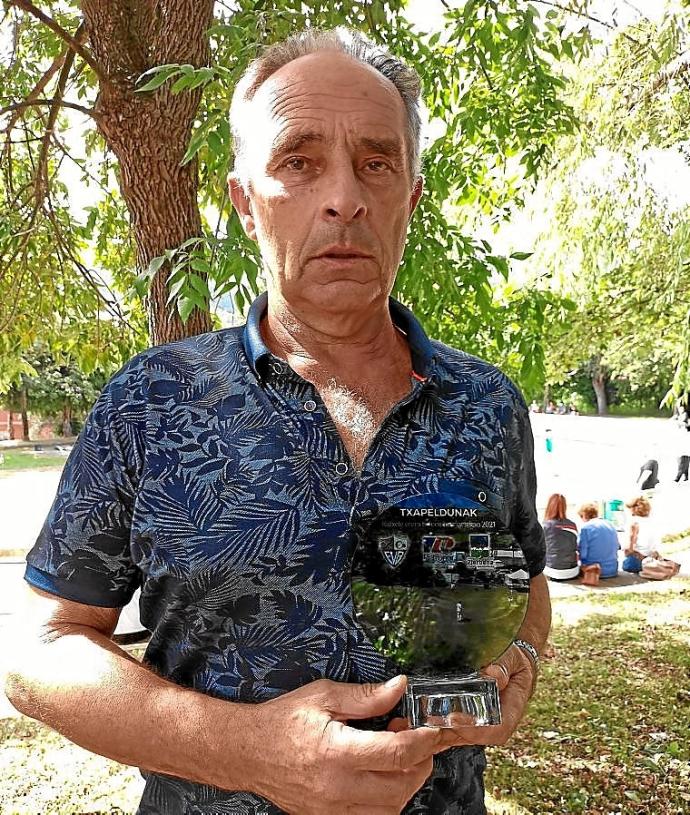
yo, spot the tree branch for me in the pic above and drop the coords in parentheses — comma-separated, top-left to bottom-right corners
(1, 98, 96, 120)
(1, 22, 88, 138)
(1, 49, 67, 143)
(648, 60, 690, 95)
(530, 0, 642, 46)
(9, 0, 105, 81)
(52, 135, 120, 205)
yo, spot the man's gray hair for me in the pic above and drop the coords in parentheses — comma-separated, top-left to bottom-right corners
(229, 27, 424, 186)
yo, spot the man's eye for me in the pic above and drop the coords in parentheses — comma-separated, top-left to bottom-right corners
(365, 160, 391, 172)
(284, 157, 307, 171)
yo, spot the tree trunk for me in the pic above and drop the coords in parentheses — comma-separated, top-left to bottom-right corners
(81, 1, 214, 346)
(19, 387, 30, 441)
(62, 402, 73, 437)
(7, 411, 15, 441)
(592, 369, 608, 416)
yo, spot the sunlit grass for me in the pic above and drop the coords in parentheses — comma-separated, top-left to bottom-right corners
(487, 584, 690, 814)
(0, 450, 68, 474)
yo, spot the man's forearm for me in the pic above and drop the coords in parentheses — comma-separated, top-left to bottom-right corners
(5, 625, 253, 790)
(516, 573, 551, 653)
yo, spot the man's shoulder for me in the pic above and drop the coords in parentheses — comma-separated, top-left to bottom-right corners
(103, 326, 246, 400)
(430, 339, 526, 407)
(132, 325, 244, 367)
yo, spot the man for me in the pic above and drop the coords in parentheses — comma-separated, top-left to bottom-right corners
(577, 502, 619, 579)
(6, 28, 550, 815)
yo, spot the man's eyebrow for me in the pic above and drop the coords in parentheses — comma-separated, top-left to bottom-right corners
(270, 131, 324, 158)
(359, 137, 405, 159)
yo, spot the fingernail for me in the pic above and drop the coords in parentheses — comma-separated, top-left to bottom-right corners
(384, 674, 404, 688)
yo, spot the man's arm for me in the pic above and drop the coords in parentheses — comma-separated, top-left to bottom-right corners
(5, 585, 446, 815)
(625, 521, 639, 556)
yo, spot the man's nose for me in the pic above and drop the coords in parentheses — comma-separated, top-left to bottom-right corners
(322, 162, 367, 222)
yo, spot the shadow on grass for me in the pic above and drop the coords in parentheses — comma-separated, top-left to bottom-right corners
(487, 590, 690, 814)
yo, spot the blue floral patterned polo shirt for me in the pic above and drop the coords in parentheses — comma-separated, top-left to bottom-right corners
(26, 292, 545, 815)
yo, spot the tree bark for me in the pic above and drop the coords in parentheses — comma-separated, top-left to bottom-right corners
(62, 402, 73, 437)
(7, 411, 15, 441)
(81, 0, 214, 345)
(19, 387, 30, 441)
(592, 367, 608, 416)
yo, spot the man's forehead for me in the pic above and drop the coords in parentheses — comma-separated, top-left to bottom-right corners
(252, 51, 405, 124)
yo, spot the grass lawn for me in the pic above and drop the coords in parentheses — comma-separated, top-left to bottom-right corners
(1, 588, 688, 814)
(0, 449, 68, 474)
(486, 585, 690, 815)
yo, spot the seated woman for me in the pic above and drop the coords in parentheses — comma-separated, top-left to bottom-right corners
(623, 496, 680, 579)
(542, 493, 579, 580)
(578, 502, 619, 578)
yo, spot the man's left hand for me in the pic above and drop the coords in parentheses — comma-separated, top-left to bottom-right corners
(388, 643, 537, 748)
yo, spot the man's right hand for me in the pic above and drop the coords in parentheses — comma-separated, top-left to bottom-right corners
(239, 675, 445, 815)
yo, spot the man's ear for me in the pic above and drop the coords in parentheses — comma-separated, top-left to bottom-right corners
(228, 174, 256, 241)
(408, 175, 424, 221)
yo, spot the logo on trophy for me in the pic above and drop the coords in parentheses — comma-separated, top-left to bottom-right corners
(350, 491, 530, 728)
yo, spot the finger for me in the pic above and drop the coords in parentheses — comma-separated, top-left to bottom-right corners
(386, 717, 409, 733)
(438, 663, 534, 748)
(327, 675, 408, 722)
(329, 719, 445, 771)
(483, 661, 511, 691)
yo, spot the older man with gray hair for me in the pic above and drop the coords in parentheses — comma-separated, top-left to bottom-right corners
(6, 27, 549, 815)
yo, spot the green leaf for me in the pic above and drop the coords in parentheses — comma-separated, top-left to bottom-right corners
(135, 65, 181, 93)
(147, 255, 167, 277)
(177, 296, 196, 323)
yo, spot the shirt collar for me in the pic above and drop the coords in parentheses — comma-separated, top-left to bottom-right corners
(242, 291, 436, 381)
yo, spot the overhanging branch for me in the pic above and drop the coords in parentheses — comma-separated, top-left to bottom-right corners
(1, 98, 96, 120)
(530, 0, 642, 46)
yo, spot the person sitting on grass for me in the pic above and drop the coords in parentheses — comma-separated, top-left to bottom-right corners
(577, 502, 619, 579)
(623, 495, 680, 580)
(542, 493, 579, 581)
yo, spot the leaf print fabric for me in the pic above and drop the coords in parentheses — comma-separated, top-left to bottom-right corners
(25, 292, 545, 815)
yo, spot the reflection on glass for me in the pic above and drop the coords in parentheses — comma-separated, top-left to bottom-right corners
(352, 581, 528, 674)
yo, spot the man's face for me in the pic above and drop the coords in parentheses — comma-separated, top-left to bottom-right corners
(229, 51, 422, 320)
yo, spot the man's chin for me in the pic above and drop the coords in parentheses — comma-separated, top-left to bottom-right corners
(311, 279, 383, 309)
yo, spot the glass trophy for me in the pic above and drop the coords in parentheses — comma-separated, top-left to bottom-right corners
(350, 491, 530, 728)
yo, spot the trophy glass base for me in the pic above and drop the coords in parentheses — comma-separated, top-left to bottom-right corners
(405, 673, 501, 728)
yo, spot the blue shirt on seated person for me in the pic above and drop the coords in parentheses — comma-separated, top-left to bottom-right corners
(578, 506, 619, 578)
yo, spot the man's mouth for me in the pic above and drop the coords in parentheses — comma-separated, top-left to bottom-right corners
(315, 246, 373, 261)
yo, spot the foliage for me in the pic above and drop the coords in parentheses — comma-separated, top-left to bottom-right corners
(1, 0, 594, 394)
(0, 6, 147, 384)
(524, 4, 690, 407)
(0, 348, 105, 426)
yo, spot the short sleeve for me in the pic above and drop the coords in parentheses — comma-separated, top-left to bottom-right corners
(508, 400, 546, 578)
(25, 363, 145, 607)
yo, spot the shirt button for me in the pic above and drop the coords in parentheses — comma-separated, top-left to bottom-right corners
(335, 462, 349, 476)
(304, 399, 317, 412)
(271, 361, 285, 375)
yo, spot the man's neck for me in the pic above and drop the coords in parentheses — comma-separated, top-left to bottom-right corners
(261, 296, 410, 384)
